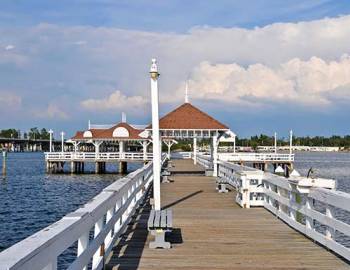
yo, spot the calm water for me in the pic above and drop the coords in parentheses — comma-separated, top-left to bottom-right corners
(0, 152, 141, 253)
(1, 151, 350, 267)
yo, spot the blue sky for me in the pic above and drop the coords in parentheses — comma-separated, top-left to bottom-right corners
(1, 1, 350, 138)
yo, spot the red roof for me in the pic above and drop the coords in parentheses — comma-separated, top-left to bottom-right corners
(147, 103, 229, 130)
(72, 122, 147, 140)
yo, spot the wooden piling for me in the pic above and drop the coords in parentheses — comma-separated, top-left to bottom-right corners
(119, 161, 127, 174)
(2, 150, 7, 177)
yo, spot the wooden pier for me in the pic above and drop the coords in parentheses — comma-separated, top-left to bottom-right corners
(105, 159, 348, 269)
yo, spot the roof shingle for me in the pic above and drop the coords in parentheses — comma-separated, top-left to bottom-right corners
(147, 103, 229, 130)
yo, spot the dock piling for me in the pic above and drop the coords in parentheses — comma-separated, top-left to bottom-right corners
(2, 150, 7, 177)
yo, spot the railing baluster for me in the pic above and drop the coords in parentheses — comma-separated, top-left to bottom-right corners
(289, 191, 296, 221)
(105, 207, 114, 249)
(305, 197, 314, 229)
(77, 232, 89, 270)
(92, 218, 104, 269)
(326, 205, 335, 239)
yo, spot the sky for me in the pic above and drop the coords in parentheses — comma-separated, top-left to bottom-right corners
(1, 1, 350, 138)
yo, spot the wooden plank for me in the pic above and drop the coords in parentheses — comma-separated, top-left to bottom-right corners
(160, 210, 167, 228)
(147, 209, 155, 229)
(166, 209, 172, 229)
(106, 159, 349, 270)
(154, 210, 161, 228)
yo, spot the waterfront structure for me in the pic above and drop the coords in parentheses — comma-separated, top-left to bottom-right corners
(0, 137, 62, 152)
(45, 119, 151, 174)
(2, 154, 350, 269)
(258, 145, 341, 152)
(1, 60, 348, 270)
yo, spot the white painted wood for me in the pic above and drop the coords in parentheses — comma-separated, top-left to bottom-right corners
(77, 232, 89, 270)
(150, 58, 161, 211)
(0, 161, 154, 270)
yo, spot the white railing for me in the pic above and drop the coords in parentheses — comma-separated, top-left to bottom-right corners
(263, 177, 350, 261)
(171, 151, 192, 159)
(196, 154, 213, 170)
(217, 160, 350, 262)
(218, 161, 264, 207)
(0, 162, 154, 270)
(218, 152, 294, 162)
(45, 152, 153, 161)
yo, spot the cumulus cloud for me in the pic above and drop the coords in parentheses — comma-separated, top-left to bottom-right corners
(33, 103, 69, 120)
(177, 55, 350, 108)
(2, 15, 350, 132)
(81, 90, 148, 113)
(0, 91, 22, 109)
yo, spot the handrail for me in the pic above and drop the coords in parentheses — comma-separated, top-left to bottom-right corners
(0, 162, 154, 270)
(196, 154, 213, 170)
(218, 152, 294, 162)
(216, 160, 350, 261)
(44, 152, 153, 161)
(263, 179, 350, 261)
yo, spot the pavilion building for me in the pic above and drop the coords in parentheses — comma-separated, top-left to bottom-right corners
(45, 98, 235, 175)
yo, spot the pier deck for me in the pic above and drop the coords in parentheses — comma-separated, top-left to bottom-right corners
(106, 159, 349, 270)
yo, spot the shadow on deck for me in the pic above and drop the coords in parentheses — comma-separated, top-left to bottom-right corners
(106, 159, 349, 270)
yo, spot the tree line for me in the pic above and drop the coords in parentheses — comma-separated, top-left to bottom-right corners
(0, 128, 51, 140)
(236, 134, 350, 148)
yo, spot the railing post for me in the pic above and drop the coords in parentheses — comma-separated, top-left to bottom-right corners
(289, 191, 296, 221)
(105, 207, 114, 248)
(92, 218, 104, 268)
(77, 232, 89, 270)
(114, 198, 122, 234)
(326, 205, 335, 239)
(305, 197, 314, 230)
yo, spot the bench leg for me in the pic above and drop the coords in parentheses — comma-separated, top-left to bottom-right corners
(162, 175, 171, 183)
(218, 183, 228, 193)
(149, 230, 171, 249)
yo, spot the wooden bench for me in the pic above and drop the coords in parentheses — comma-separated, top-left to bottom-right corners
(161, 170, 172, 183)
(216, 176, 234, 193)
(148, 209, 173, 249)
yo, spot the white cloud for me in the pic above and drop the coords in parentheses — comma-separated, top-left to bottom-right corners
(180, 55, 350, 107)
(81, 90, 148, 113)
(4, 44, 15, 51)
(0, 91, 21, 109)
(33, 103, 69, 120)
(2, 15, 350, 125)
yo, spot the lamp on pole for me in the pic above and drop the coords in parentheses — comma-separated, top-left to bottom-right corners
(60, 131, 65, 153)
(274, 132, 277, 154)
(49, 129, 53, 152)
(150, 58, 161, 211)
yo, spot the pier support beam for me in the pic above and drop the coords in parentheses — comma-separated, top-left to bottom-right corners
(95, 162, 100, 174)
(119, 161, 127, 174)
(70, 161, 75, 174)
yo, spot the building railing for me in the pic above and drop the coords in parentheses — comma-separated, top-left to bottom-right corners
(0, 162, 154, 270)
(216, 159, 350, 261)
(45, 152, 153, 161)
(218, 152, 294, 162)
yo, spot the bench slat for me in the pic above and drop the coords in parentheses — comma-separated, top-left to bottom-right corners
(148, 210, 155, 229)
(154, 210, 161, 228)
(166, 209, 173, 229)
(161, 210, 167, 228)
